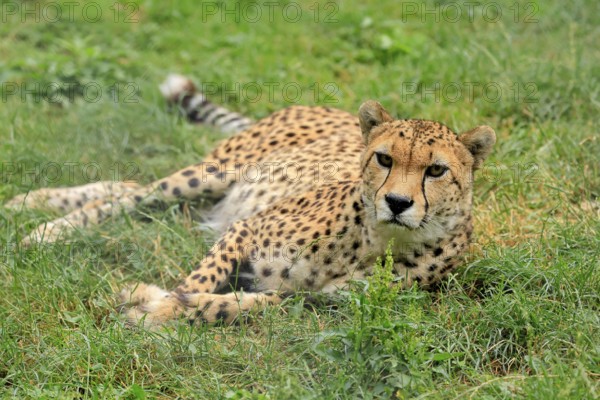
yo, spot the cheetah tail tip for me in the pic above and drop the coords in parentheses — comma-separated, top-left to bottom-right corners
(159, 73, 197, 101)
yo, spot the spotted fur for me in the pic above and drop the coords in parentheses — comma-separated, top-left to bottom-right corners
(6, 75, 496, 327)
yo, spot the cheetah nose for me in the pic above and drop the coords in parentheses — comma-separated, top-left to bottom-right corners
(385, 194, 414, 215)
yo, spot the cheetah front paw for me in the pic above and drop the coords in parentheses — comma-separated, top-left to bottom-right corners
(117, 283, 183, 329)
(20, 221, 66, 247)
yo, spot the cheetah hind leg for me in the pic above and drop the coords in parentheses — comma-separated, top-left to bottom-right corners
(4, 181, 141, 214)
(118, 283, 283, 328)
(18, 155, 242, 246)
(16, 74, 254, 246)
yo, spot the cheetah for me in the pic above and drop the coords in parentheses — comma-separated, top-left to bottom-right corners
(5, 74, 496, 327)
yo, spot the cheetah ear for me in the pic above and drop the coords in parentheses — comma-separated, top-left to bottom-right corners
(358, 100, 393, 144)
(459, 126, 496, 169)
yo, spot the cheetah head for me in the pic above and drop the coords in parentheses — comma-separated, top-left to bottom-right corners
(358, 100, 495, 230)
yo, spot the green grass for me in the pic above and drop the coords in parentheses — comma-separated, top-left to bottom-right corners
(1, 0, 599, 398)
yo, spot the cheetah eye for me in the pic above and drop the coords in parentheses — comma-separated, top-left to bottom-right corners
(375, 153, 393, 168)
(425, 164, 448, 178)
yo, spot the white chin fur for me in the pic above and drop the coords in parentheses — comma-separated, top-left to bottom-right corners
(376, 201, 422, 229)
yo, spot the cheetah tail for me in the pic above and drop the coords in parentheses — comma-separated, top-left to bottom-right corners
(159, 74, 254, 134)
